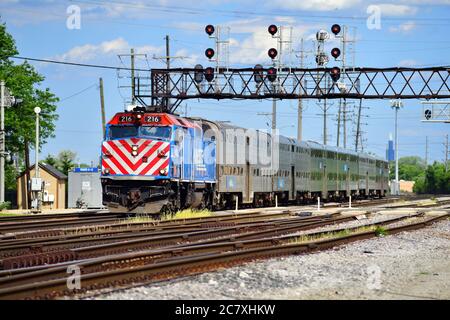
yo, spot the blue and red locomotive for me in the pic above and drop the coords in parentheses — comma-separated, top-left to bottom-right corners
(100, 107, 389, 214)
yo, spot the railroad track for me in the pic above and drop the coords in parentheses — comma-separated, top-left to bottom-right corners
(0, 213, 346, 268)
(0, 209, 447, 299)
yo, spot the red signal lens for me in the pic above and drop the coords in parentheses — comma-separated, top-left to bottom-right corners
(268, 48, 278, 59)
(331, 48, 341, 59)
(205, 25, 215, 36)
(267, 67, 277, 82)
(331, 24, 341, 35)
(268, 24, 278, 36)
(205, 48, 215, 59)
(330, 67, 341, 81)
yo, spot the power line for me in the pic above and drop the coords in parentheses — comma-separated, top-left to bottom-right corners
(11, 56, 150, 72)
(73, 0, 450, 24)
(59, 83, 98, 102)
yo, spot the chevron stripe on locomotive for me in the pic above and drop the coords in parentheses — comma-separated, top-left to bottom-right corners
(100, 108, 389, 214)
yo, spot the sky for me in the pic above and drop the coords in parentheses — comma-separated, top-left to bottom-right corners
(0, 0, 449, 166)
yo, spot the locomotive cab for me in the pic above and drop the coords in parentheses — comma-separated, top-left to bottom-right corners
(100, 111, 215, 214)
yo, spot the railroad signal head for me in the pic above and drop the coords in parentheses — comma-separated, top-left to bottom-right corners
(331, 24, 341, 35)
(331, 47, 341, 59)
(205, 48, 215, 60)
(267, 67, 277, 82)
(254, 64, 264, 83)
(268, 48, 278, 60)
(204, 67, 215, 82)
(194, 64, 204, 83)
(330, 67, 341, 82)
(205, 24, 215, 36)
(424, 109, 432, 120)
(268, 24, 278, 36)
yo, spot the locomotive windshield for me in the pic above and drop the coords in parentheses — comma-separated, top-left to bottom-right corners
(108, 125, 171, 140)
(108, 126, 138, 139)
(140, 126, 171, 140)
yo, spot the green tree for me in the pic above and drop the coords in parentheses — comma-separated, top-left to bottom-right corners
(56, 150, 76, 175)
(0, 22, 59, 205)
(414, 162, 450, 194)
(389, 156, 426, 180)
(42, 154, 57, 167)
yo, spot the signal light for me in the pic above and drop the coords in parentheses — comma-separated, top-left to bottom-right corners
(267, 67, 277, 82)
(331, 48, 341, 59)
(205, 48, 215, 60)
(205, 24, 215, 36)
(331, 24, 341, 35)
(254, 64, 263, 83)
(268, 48, 278, 60)
(194, 64, 204, 83)
(424, 109, 432, 120)
(268, 24, 278, 36)
(330, 67, 341, 82)
(204, 67, 215, 82)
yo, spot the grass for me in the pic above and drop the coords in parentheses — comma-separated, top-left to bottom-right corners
(162, 208, 212, 221)
(0, 213, 21, 217)
(288, 225, 377, 244)
(375, 226, 388, 237)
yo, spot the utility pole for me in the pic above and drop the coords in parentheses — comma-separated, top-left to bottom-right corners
(355, 99, 362, 152)
(315, 29, 330, 145)
(0, 81, 21, 204)
(445, 134, 449, 172)
(337, 99, 341, 147)
(343, 101, 347, 148)
(425, 136, 429, 166)
(323, 99, 327, 145)
(0, 81, 4, 203)
(297, 38, 308, 142)
(99, 78, 106, 140)
(130, 48, 135, 105)
(391, 99, 403, 195)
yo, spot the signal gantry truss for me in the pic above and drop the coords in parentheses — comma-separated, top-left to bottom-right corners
(133, 66, 450, 113)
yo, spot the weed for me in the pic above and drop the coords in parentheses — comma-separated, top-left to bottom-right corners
(375, 226, 388, 237)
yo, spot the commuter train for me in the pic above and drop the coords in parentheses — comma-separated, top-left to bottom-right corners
(100, 107, 389, 214)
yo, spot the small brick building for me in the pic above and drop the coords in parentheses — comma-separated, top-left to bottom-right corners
(17, 163, 67, 210)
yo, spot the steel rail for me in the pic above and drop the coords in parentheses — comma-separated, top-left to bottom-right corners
(0, 212, 446, 300)
(0, 214, 347, 268)
(0, 212, 422, 285)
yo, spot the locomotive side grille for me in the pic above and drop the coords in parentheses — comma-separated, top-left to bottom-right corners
(102, 138, 170, 176)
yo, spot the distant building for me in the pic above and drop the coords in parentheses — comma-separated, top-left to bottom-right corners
(16, 163, 67, 210)
(399, 180, 415, 193)
(386, 133, 394, 161)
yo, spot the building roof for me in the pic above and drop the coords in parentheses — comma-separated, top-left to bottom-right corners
(17, 163, 68, 180)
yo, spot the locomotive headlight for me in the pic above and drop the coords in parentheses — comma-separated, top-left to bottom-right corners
(132, 145, 138, 151)
(131, 150, 138, 156)
(104, 168, 110, 175)
(159, 169, 168, 176)
(136, 114, 142, 120)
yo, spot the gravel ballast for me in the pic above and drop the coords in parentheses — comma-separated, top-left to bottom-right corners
(89, 218, 450, 300)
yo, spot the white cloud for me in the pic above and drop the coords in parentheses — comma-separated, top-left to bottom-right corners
(398, 59, 419, 67)
(54, 38, 162, 62)
(389, 21, 417, 33)
(271, 0, 361, 11)
(375, 4, 418, 16)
